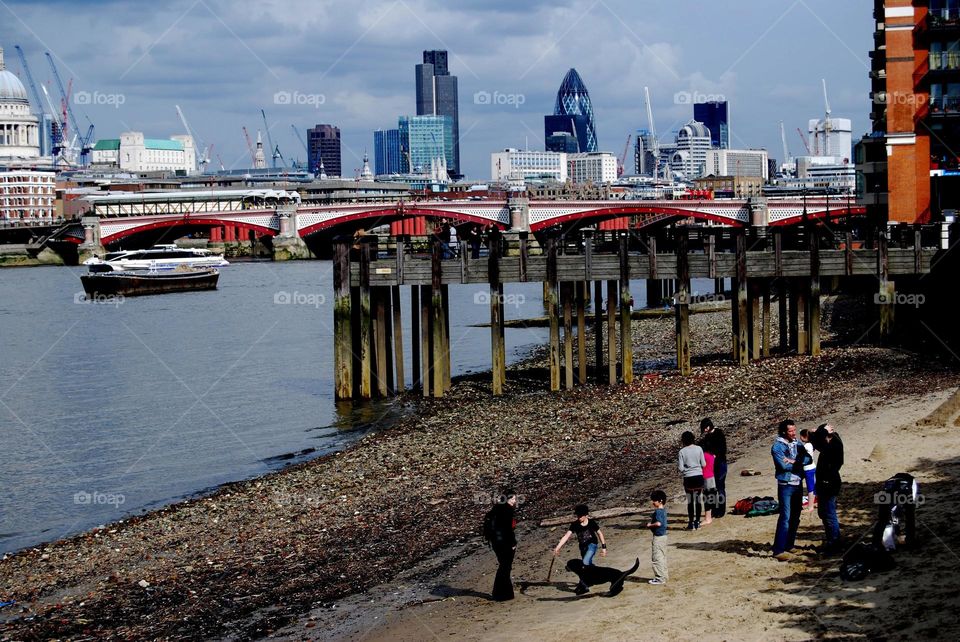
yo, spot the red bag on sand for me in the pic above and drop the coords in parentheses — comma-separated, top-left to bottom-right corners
(733, 498, 755, 515)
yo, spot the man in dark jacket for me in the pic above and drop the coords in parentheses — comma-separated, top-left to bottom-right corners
(699, 418, 728, 517)
(488, 491, 518, 600)
(811, 423, 843, 554)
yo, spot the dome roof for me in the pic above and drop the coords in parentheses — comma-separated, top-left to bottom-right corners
(0, 48, 30, 103)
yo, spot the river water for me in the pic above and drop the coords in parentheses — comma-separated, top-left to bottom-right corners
(0, 261, 715, 554)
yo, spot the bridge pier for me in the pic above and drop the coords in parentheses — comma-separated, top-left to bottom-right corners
(273, 206, 312, 261)
(78, 215, 105, 263)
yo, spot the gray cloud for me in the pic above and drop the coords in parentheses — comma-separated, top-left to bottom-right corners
(1, 0, 870, 176)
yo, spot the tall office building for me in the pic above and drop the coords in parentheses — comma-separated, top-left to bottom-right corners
(398, 115, 453, 174)
(693, 101, 730, 149)
(544, 114, 591, 153)
(307, 124, 341, 177)
(634, 129, 658, 176)
(415, 50, 460, 178)
(669, 120, 712, 179)
(551, 68, 597, 153)
(374, 128, 403, 175)
(858, 0, 960, 223)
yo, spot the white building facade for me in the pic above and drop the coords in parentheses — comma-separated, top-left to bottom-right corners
(0, 170, 56, 224)
(567, 151, 618, 184)
(808, 117, 852, 160)
(705, 149, 770, 180)
(670, 120, 712, 179)
(92, 132, 197, 174)
(491, 149, 567, 184)
(0, 47, 41, 162)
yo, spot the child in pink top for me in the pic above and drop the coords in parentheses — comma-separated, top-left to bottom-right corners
(702, 450, 717, 526)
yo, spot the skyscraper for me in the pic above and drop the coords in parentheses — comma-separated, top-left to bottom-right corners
(307, 124, 341, 177)
(415, 50, 460, 178)
(544, 114, 590, 153)
(551, 68, 597, 153)
(374, 128, 403, 175)
(399, 115, 453, 174)
(693, 101, 730, 149)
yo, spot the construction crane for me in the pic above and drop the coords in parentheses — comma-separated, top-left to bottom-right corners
(40, 84, 65, 165)
(13, 46, 45, 119)
(175, 105, 209, 173)
(643, 86, 661, 180)
(216, 152, 226, 172)
(618, 133, 632, 177)
(290, 124, 315, 170)
(260, 109, 282, 168)
(796, 128, 811, 155)
(241, 126, 256, 166)
(779, 121, 790, 164)
(818, 78, 833, 156)
(45, 52, 94, 165)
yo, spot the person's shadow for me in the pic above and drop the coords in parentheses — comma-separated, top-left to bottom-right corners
(429, 585, 495, 601)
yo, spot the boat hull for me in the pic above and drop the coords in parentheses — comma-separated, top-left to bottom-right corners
(80, 269, 220, 298)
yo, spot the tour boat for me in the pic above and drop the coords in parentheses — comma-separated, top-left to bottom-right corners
(80, 267, 220, 298)
(82, 245, 229, 272)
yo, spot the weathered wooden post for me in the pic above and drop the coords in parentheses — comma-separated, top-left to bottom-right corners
(431, 237, 445, 398)
(489, 227, 506, 395)
(796, 279, 808, 354)
(735, 230, 749, 365)
(577, 281, 587, 384)
(619, 234, 633, 384)
(562, 281, 574, 390)
(647, 234, 661, 308)
(878, 228, 895, 341)
(372, 287, 388, 397)
(411, 285, 420, 391)
(357, 240, 375, 398)
(808, 226, 821, 356)
(333, 238, 353, 400)
(762, 282, 772, 358)
(749, 281, 761, 361)
(420, 284, 431, 398)
(675, 228, 691, 376)
(546, 234, 561, 391)
(606, 279, 618, 384)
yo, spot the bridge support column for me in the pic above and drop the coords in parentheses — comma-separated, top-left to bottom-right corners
(357, 240, 374, 399)
(594, 280, 604, 383)
(272, 206, 312, 261)
(78, 215, 104, 263)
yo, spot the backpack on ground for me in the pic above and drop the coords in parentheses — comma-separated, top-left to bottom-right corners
(840, 543, 895, 581)
(745, 497, 779, 518)
(733, 497, 755, 515)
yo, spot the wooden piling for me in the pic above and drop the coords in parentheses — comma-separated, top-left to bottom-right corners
(606, 280, 618, 384)
(359, 241, 373, 398)
(796, 280, 808, 354)
(431, 239, 445, 398)
(735, 231, 749, 366)
(577, 281, 587, 384)
(808, 228, 821, 356)
(750, 281, 761, 361)
(489, 227, 505, 395)
(762, 282, 772, 358)
(778, 279, 788, 353)
(546, 235, 561, 392)
(333, 239, 353, 401)
(594, 280, 604, 382)
(391, 286, 404, 391)
(411, 285, 420, 391)
(675, 229, 691, 376)
(420, 284, 431, 398)
(562, 281, 574, 390)
(618, 235, 633, 384)
(373, 288, 388, 397)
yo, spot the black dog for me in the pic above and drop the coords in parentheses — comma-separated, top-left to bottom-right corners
(565, 558, 640, 596)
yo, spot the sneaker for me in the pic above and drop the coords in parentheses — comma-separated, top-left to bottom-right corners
(684, 523, 695, 531)
(773, 552, 795, 562)
(694, 520, 701, 530)
(648, 578, 666, 585)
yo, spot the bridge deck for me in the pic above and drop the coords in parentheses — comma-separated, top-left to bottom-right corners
(351, 248, 937, 287)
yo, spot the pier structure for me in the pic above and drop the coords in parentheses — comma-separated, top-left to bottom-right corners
(332, 224, 941, 400)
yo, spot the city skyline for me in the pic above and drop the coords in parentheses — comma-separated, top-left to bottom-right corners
(0, 0, 871, 179)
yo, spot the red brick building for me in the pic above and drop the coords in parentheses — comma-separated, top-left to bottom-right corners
(860, 0, 960, 223)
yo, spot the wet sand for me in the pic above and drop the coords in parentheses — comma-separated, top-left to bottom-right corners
(1, 298, 958, 640)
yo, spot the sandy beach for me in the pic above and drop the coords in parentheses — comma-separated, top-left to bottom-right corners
(2, 298, 958, 640)
(288, 388, 960, 641)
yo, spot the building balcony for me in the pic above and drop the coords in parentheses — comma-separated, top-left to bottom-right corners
(928, 51, 960, 73)
(928, 11, 960, 34)
(929, 95, 960, 117)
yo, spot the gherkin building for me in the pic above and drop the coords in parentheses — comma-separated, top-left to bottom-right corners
(553, 68, 597, 153)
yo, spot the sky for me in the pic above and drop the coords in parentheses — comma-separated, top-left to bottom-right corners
(0, 0, 874, 179)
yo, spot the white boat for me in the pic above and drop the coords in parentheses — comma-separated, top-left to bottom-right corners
(83, 245, 230, 272)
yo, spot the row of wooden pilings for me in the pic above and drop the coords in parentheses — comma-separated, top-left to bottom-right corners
(332, 225, 909, 401)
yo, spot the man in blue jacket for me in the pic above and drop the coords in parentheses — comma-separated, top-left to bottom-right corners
(771, 419, 804, 561)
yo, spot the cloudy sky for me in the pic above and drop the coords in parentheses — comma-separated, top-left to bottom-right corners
(0, 0, 872, 179)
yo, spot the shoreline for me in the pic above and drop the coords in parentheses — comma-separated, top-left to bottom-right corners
(2, 303, 959, 639)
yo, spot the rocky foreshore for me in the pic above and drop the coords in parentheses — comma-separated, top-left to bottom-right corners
(2, 298, 958, 640)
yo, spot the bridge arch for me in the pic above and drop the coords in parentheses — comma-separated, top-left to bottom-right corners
(100, 218, 277, 247)
(529, 204, 748, 232)
(297, 206, 508, 238)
